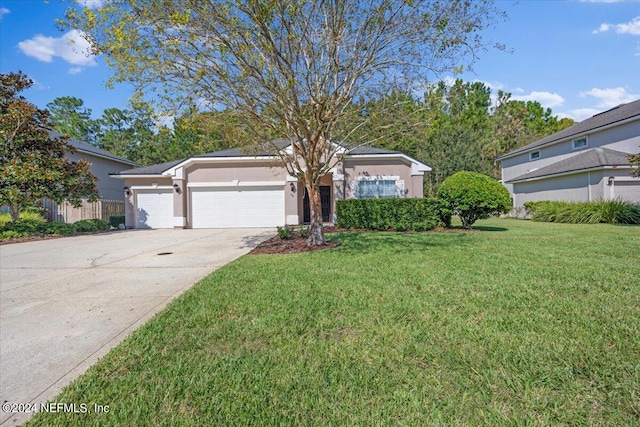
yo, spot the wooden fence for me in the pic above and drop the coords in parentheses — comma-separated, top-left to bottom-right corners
(41, 199, 125, 223)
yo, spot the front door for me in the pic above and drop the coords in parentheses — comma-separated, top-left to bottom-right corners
(303, 186, 331, 223)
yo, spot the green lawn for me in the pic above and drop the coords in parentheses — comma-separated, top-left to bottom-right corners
(27, 219, 640, 426)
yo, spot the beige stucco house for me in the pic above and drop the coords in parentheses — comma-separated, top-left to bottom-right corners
(112, 141, 431, 229)
(497, 99, 640, 209)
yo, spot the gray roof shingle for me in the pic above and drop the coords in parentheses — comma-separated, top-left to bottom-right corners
(506, 147, 632, 183)
(497, 99, 640, 160)
(113, 159, 186, 176)
(49, 129, 139, 166)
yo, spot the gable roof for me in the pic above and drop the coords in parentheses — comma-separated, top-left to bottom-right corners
(506, 147, 632, 183)
(112, 141, 426, 177)
(49, 129, 139, 166)
(497, 99, 640, 161)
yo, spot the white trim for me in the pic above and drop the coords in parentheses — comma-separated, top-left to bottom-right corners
(174, 216, 187, 227)
(332, 173, 345, 181)
(509, 166, 634, 184)
(347, 153, 432, 172)
(163, 156, 281, 176)
(187, 181, 285, 188)
(609, 176, 640, 182)
(356, 175, 400, 181)
(130, 185, 173, 190)
(571, 136, 589, 151)
(286, 175, 298, 182)
(286, 215, 299, 224)
(110, 174, 166, 179)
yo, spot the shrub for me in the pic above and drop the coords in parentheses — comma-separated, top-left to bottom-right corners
(74, 219, 109, 232)
(437, 171, 511, 229)
(0, 211, 46, 226)
(277, 225, 293, 240)
(0, 219, 48, 235)
(299, 226, 311, 238)
(525, 200, 640, 224)
(46, 222, 77, 235)
(335, 198, 449, 231)
(108, 215, 126, 228)
(0, 230, 28, 240)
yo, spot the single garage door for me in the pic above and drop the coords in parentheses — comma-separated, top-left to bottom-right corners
(614, 181, 640, 203)
(136, 189, 174, 229)
(191, 186, 285, 228)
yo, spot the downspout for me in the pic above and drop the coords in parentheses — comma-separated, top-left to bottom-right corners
(588, 171, 592, 202)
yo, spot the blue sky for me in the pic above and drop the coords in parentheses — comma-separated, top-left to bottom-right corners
(1, 0, 639, 122)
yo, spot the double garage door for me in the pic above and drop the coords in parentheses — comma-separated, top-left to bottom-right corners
(191, 186, 285, 228)
(136, 186, 285, 229)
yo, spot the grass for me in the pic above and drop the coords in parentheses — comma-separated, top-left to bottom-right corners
(27, 219, 640, 426)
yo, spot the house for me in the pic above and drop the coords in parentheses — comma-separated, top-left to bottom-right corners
(497, 99, 640, 209)
(50, 130, 139, 200)
(111, 141, 431, 229)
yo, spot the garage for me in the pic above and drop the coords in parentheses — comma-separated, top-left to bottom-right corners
(613, 181, 640, 203)
(135, 189, 174, 229)
(191, 186, 285, 228)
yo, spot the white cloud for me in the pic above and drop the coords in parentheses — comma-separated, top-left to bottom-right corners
(75, 0, 106, 9)
(512, 91, 565, 109)
(593, 16, 640, 35)
(18, 29, 97, 66)
(580, 87, 639, 108)
(0, 7, 9, 20)
(68, 67, 83, 75)
(561, 108, 603, 122)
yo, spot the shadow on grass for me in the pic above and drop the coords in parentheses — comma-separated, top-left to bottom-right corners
(327, 231, 470, 254)
(468, 226, 508, 232)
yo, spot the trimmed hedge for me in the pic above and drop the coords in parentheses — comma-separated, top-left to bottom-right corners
(0, 218, 110, 240)
(335, 198, 450, 231)
(108, 215, 126, 228)
(524, 200, 640, 224)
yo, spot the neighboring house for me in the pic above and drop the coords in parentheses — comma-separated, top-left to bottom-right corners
(111, 141, 431, 229)
(497, 99, 640, 209)
(49, 130, 139, 200)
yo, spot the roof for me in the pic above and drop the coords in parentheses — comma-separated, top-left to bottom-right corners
(115, 159, 185, 176)
(497, 99, 640, 161)
(506, 147, 632, 183)
(49, 129, 139, 166)
(114, 141, 414, 176)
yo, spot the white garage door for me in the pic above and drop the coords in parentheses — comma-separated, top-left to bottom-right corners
(135, 189, 174, 229)
(191, 186, 285, 228)
(614, 181, 640, 203)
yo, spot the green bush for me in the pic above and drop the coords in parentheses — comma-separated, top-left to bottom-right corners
(46, 222, 77, 235)
(299, 226, 311, 238)
(277, 225, 293, 240)
(74, 219, 109, 232)
(0, 230, 28, 240)
(335, 198, 449, 231)
(525, 200, 640, 224)
(437, 171, 511, 229)
(108, 215, 126, 228)
(0, 219, 48, 235)
(0, 211, 46, 226)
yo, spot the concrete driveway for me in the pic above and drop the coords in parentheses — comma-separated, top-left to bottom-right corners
(0, 228, 272, 426)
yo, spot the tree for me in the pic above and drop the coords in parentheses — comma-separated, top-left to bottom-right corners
(630, 153, 640, 178)
(65, 0, 505, 245)
(437, 171, 511, 229)
(0, 72, 99, 221)
(96, 101, 155, 161)
(47, 96, 98, 143)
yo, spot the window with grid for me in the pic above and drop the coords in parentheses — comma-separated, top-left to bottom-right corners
(356, 179, 398, 199)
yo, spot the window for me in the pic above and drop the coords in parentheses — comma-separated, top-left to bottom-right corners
(356, 179, 398, 199)
(529, 151, 540, 160)
(572, 137, 588, 150)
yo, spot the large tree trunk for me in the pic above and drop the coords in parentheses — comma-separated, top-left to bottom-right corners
(10, 202, 20, 222)
(306, 183, 325, 246)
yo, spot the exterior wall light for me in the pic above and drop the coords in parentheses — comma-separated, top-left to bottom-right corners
(124, 186, 131, 196)
(607, 176, 615, 186)
(173, 183, 182, 194)
(290, 183, 296, 192)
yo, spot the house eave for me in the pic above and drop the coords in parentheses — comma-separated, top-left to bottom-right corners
(110, 174, 168, 179)
(507, 165, 633, 184)
(345, 153, 432, 172)
(496, 115, 640, 162)
(163, 156, 281, 177)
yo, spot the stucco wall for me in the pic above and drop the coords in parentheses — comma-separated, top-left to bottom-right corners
(66, 151, 135, 200)
(187, 162, 287, 182)
(123, 177, 172, 228)
(342, 159, 418, 199)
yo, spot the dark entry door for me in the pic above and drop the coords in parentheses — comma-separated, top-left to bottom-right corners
(303, 186, 331, 223)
